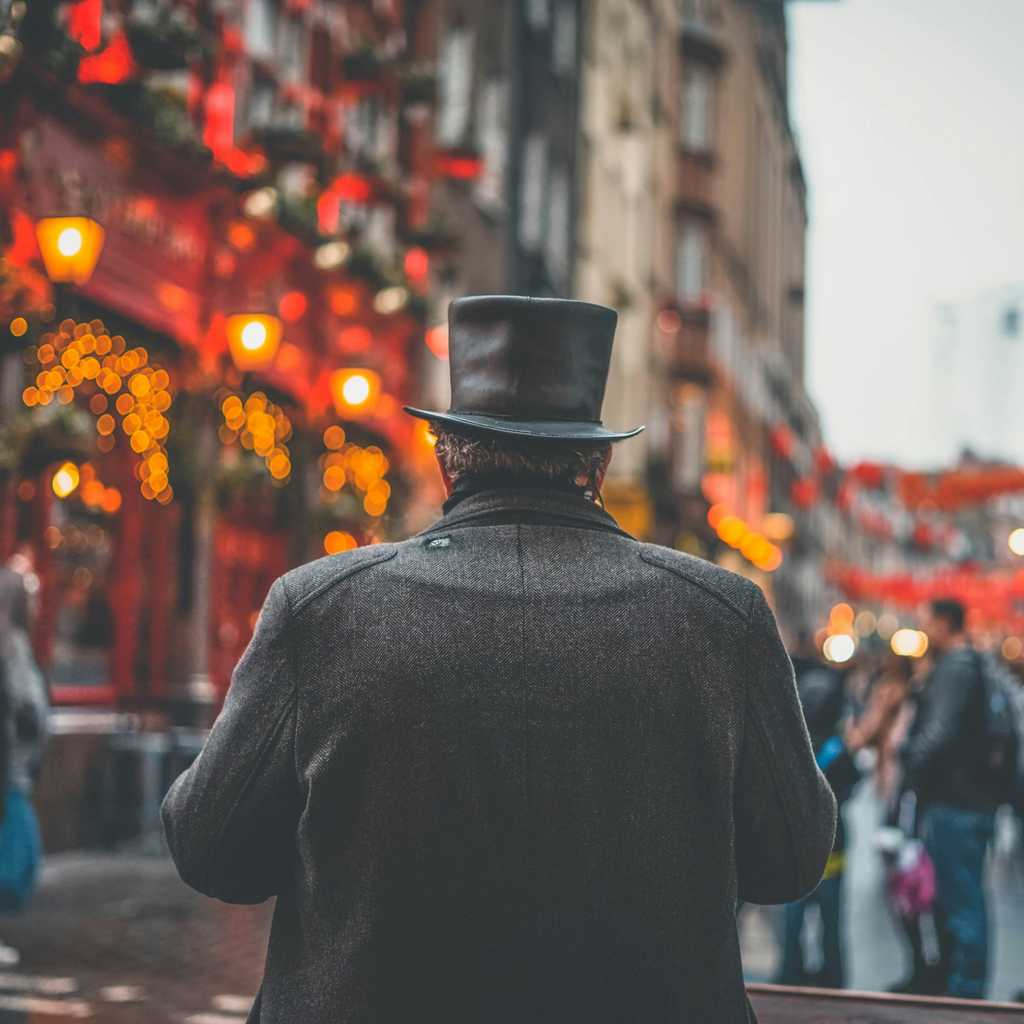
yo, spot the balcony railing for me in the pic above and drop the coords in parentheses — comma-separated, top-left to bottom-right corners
(662, 306, 713, 382)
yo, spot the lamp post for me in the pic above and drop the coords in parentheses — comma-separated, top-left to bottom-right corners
(180, 309, 283, 727)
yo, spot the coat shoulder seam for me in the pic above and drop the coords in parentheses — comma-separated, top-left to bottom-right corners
(287, 547, 398, 615)
(637, 548, 751, 622)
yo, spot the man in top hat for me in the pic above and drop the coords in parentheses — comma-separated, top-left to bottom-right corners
(162, 296, 836, 1023)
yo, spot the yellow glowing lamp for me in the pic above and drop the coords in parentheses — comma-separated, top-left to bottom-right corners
(52, 461, 81, 499)
(35, 217, 106, 284)
(330, 368, 381, 418)
(226, 314, 282, 371)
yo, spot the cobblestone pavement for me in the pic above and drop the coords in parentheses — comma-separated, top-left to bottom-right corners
(0, 852, 269, 1022)
(0, 786, 1021, 1022)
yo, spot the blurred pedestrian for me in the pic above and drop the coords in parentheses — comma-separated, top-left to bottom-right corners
(862, 652, 946, 996)
(846, 652, 915, 804)
(162, 296, 836, 1024)
(775, 632, 859, 989)
(0, 566, 49, 965)
(902, 598, 996, 999)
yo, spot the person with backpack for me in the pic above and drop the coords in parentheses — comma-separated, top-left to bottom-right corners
(901, 598, 1008, 999)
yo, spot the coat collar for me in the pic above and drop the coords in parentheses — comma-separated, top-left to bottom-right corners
(412, 483, 635, 541)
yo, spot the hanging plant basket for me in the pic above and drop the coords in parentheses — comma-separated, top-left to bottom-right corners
(125, 17, 204, 71)
(0, 405, 94, 476)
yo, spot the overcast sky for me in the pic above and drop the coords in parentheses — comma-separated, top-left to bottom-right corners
(788, 0, 1024, 469)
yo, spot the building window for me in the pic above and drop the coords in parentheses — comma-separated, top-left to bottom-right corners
(676, 219, 708, 304)
(244, 0, 275, 62)
(437, 25, 474, 146)
(474, 77, 507, 213)
(526, 0, 551, 30)
(244, 68, 276, 131)
(345, 95, 384, 160)
(552, 1, 577, 75)
(680, 0, 719, 27)
(545, 164, 570, 283)
(519, 133, 548, 251)
(309, 24, 332, 95)
(681, 67, 714, 152)
(278, 14, 307, 85)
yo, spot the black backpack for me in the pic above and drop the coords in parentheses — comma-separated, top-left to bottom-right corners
(973, 650, 1023, 807)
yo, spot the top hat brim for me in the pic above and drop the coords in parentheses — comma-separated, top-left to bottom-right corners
(402, 406, 645, 443)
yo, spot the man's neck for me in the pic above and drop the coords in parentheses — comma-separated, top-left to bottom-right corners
(441, 471, 593, 515)
(941, 635, 968, 655)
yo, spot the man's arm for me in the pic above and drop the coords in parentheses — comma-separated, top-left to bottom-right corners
(161, 577, 302, 904)
(902, 652, 976, 790)
(734, 587, 837, 904)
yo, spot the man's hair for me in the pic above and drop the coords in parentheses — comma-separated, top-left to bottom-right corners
(429, 420, 610, 492)
(930, 597, 966, 634)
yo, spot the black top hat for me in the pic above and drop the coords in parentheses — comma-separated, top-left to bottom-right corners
(403, 295, 645, 442)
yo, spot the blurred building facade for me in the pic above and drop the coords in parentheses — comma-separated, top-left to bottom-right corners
(0, 0, 853, 846)
(582, 0, 828, 631)
(0, 0, 450, 726)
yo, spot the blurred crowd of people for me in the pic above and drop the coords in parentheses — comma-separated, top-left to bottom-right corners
(776, 598, 1024, 1001)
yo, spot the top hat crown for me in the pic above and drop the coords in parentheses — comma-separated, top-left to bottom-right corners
(403, 295, 645, 442)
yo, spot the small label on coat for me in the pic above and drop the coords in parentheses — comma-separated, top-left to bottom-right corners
(425, 536, 450, 549)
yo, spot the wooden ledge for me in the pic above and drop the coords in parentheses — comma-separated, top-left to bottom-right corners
(746, 983, 1024, 1022)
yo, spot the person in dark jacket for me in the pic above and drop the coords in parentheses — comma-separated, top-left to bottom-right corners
(775, 635, 857, 989)
(162, 296, 837, 1024)
(902, 597, 995, 999)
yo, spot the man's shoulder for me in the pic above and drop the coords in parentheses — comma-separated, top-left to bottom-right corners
(937, 646, 982, 682)
(277, 542, 401, 614)
(634, 541, 757, 623)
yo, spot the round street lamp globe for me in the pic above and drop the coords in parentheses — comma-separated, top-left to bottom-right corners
(225, 314, 282, 371)
(343, 374, 371, 406)
(1009, 527, 1024, 556)
(240, 319, 268, 351)
(329, 367, 381, 418)
(52, 461, 80, 499)
(57, 226, 84, 257)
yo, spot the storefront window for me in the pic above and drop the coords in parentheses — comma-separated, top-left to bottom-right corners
(48, 495, 117, 688)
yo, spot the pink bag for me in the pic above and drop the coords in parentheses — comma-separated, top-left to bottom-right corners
(887, 839, 936, 918)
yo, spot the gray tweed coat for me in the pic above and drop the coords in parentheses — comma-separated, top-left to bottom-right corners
(162, 483, 836, 1023)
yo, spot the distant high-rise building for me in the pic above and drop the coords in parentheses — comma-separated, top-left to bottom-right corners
(931, 284, 1024, 465)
